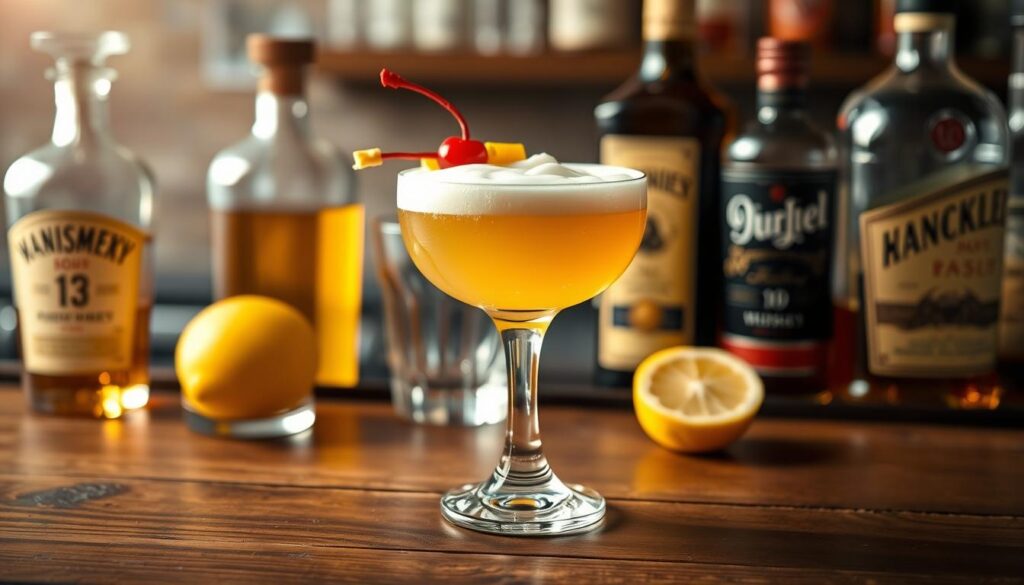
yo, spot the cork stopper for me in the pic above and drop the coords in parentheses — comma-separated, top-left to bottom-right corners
(247, 35, 315, 95)
(643, 0, 696, 42)
(756, 38, 810, 92)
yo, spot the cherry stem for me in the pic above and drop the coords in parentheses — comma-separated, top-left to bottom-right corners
(381, 151, 439, 160)
(380, 69, 470, 140)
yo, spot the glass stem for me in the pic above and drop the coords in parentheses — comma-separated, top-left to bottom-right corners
(492, 326, 553, 490)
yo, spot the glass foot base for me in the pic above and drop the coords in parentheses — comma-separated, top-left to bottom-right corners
(441, 481, 605, 536)
(182, 399, 315, 439)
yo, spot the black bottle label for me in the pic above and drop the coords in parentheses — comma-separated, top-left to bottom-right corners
(720, 168, 835, 377)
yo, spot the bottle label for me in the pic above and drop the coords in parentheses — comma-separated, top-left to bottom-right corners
(999, 198, 1024, 361)
(859, 169, 1008, 377)
(720, 168, 835, 377)
(598, 134, 700, 371)
(7, 210, 145, 375)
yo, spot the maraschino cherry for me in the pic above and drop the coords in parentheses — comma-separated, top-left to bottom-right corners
(353, 69, 524, 170)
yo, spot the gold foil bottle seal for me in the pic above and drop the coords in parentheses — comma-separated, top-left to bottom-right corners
(643, 0, 696, 41)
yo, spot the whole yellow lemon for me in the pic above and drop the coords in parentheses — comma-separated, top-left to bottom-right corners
(176, 295, 317, 420)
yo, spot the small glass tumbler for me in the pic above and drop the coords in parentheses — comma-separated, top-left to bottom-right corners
(374, 218, 506, 426)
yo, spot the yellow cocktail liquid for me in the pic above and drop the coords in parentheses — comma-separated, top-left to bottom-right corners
(398, 209, 645, 312)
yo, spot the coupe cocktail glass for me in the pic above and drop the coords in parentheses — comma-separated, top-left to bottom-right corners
(398, 163, 647, 535)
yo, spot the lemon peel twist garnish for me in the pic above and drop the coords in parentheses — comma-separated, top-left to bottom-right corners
(485, 142, 527, 165)
(352, 148, 383, 170)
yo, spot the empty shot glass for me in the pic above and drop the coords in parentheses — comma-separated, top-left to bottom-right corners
(373, 218, 506, 426)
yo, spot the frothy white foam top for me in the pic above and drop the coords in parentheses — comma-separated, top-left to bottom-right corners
(397, 154, 646, 215)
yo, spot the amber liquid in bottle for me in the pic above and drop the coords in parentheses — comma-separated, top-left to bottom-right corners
(213, 210, 322, 319)
(19, 305, 152, 417)
(211, 206, 364, 387)
(594, 0, 730, 387)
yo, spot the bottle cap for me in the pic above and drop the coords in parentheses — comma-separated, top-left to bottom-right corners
(247, 35, 315, 95)
(893, 0, 956, 32)
(643, 0, 696, 42)
(756, 38, 810, 93)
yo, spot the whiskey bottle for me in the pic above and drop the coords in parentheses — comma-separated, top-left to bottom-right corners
(720, 39, 836, 395)
(3, 32, 154, 418)
(834, 0, 1009, 405)
(999, 0, 1024, 382)
(207, 36, 363, 391)
(594, 0, 729, 387)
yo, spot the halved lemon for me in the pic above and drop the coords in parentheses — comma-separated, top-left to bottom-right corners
(633, 347, 764, 453)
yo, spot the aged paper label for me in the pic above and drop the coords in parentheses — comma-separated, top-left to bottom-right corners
(8, 210, 145, 375)
(859, 170, 1007, 377)
(598, 134, 699, 371)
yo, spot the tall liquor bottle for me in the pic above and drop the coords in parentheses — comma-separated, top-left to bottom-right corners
(720, 39, 835, 395)
(1000, 0, 1024, 381)
(594, 0, 729, 387)
(834, 0, 1009, 405)
(208, 36, 363, 389)
(3, 32, 154, 418)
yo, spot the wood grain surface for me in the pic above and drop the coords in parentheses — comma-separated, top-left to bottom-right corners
(0, 387, 1021, 584)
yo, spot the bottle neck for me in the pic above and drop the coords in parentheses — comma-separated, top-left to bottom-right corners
(51, 60, 112, 148)
(252, 91, 311, 140)
(894, 18, 955, 72)
(639, 0, 696, 82)
(639, 39, 697, 82)
(756, 89, 808, 123)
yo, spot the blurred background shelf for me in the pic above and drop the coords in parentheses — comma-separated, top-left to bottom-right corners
(317, 49, 640, 85)
(318, 50, 1010, 88)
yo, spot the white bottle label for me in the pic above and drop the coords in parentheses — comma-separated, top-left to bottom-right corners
(8, 210, 145, 375)
(859, 170, 1008, 377)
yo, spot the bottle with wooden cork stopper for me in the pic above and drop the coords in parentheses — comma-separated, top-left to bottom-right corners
(205, 35, 363, 435)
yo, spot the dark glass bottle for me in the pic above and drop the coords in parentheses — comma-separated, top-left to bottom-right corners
(594, 0, 729, 388)
(719, 39, 836, 396)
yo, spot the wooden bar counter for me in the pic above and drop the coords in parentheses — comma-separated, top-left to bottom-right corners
(0, 385, 1022, 584)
